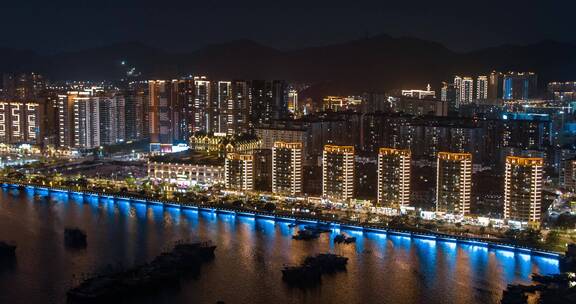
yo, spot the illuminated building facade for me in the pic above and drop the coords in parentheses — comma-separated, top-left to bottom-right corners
(227, 81, 250, 135)
(190, 133, 261, 156)
(377, 148, 411, 207)
(272, 141, 303, 196)
(548, 81, 576, 102)
(322, 95, 363, 111)
(476, 76, 488, 100)
(73, 95, 100, 149)
(0, 101, 42, 144)
(225, 153, 254, 191)
(57, 90, 102, 149)
(460, 77, 474, 106)
(561, 158, 576, 191)
(322, 145, 354, 201)
(148, 80, 172, 152)
(401, 84, 436, 99)
(436, 152, 472, 215)
(287, 89, 298, 114)
(504, 156, 543, 225)
(58, 92, 79, 147)
(255, 126, 306, 150)
(503, 72, 537, 100)
(193, 76, 211, 133)
(148, 161, 224, 187)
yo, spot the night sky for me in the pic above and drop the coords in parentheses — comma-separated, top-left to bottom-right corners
(2, 1, 574, 53)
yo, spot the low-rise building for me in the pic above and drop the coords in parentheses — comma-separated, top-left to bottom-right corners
(148, 151, 224, 187)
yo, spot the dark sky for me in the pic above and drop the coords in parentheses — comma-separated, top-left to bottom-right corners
(1, 1, 574, 54)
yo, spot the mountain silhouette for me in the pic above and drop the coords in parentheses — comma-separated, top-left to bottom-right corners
(1, 35, 574, 93)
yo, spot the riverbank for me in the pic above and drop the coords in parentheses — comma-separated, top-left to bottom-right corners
(1, 182, 562, 259)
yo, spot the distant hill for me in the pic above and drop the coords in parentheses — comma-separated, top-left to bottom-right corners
(1, 35, 575, 93)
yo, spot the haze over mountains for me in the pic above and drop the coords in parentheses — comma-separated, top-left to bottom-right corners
(1, 34, 575, 93)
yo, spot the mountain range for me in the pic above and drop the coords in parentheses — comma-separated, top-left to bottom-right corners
(1, 34, 575, 94)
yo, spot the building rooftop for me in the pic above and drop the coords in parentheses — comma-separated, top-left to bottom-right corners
(149, 151, 224, 166)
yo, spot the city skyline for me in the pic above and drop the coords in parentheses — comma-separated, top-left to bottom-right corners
(0, 5, 575, 304)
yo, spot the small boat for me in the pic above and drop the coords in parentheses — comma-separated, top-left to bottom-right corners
(334, 234, 356, 244)
(64, 228, 87, 248)
(334, 234, 346, 243)
(292, 230, 319, 240)
(281, 253, 348, 287)
(344, 237, 356, 244)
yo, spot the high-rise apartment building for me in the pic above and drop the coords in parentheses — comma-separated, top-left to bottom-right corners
(476, 76, 488, 100)
(561, 158, 576, 191)
(124, 87, 148, 141)
(0, 101, 42, 144)
(454, 76, 462, 103)
(57, 93, 76, 148)
(148, 80, 170, 151)
(436, 152, 472, 216)
(149, 80, 190, 152)
(58, 91, 100, 148)
(193, 76, 211, 133)
(225, 153, 254, 191)
(454, 76, 473, 107)
(272, 141, 303, 196)
(488, 71, 504, 100)
(74, 95, 100, 149)
(216, 81, 232, 134)
(461, 77, 474, 106)
(249, 80, 287, 128)
(99, 95, 125, 145)
(441, 81, 457, 113)
(322, 145, 355, 201)
(504, 156, 543, 225)
(227, 81, 250, 135)
(377, 148, 411, 207)
(503, 72, 538, 100)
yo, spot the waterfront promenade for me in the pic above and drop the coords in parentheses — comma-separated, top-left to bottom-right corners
(1, 181, 562, 259)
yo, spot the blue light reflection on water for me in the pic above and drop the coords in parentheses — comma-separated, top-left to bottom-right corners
(413, 238, 438, 284)
(166, 206, 182, 225)
(255, 218, 277, 237)
(0, 188, 563, 304)
(182, 209, 199, 229)
(276, 221, 293, 236)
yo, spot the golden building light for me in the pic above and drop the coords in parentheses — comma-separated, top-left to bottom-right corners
(322, 145, 355, 201)
(272, 141, 303, 196)
(225, 152, 254, 191)
(436, 152, 472, 216)
(504, 156, 544, 226)
(377, 147, 411, 207)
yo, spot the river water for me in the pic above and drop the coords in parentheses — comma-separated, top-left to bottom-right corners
(0, 188, 560, 304)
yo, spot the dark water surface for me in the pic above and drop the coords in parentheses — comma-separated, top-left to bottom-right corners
(0, 188, 559, 304)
